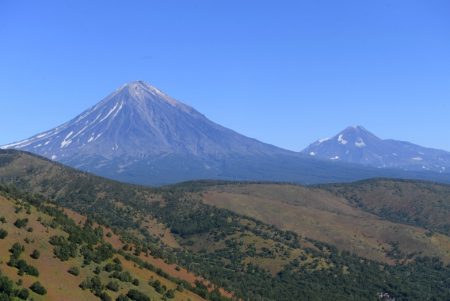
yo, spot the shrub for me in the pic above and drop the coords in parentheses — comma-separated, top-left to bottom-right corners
(79, 279, 90, 290)
(110, 271, 133, 283)
(104, 263, 114, 272)
(126, 289, 150, 301)
(16, 288, 29, 300)
(9, 243, 24, 258)
(116, 294, 130, 301)
(106, 280, 120, 292)
(94, 266, 101, 274)
(0, 275, 14, 296)
(9, 259, 39, 276)
(0, 229, 7, 239)
(30, 282, 47, 295)
(79, 276, 102, 292)
(150, 279, 164, 294)
(97, 291, 112, 301)
(30, 249, 40, 259)
(165, 289, 175, 299)
(68, 266, 80, 276)
(23, 263, 39, 276)
(14, 218, 28, 229)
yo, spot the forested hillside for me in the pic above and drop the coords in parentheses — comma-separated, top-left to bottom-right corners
(1, 150, 450, 300)
(0, 186, 211, 301)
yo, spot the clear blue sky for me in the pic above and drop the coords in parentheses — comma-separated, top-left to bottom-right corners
(1, 0, 449, 151)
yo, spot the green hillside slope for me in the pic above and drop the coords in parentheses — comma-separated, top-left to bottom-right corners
(1, 150, 450, 300)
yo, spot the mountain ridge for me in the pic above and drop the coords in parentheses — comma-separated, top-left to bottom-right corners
(3, 82, 450, 185)
(302, 125, 450, 173)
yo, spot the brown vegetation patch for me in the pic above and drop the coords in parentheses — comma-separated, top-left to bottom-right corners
(203, 184, 450, 264)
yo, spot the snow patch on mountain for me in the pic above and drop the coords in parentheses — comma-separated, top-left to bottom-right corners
(355, 138, 366, 148)
(338, 134, 348, 145)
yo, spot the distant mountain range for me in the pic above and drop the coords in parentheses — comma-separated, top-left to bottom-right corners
(2, 81, 450, 185)
(302, 125, 450, 173)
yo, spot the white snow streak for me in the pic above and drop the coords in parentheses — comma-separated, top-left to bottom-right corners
(91, 113, 102, 124)
(71, 125, 89, 140)
(36, 133, 49, 138)
(111, 101, 124, 119)
(60, 131, 74, 148)
(1, 138, 33, 149)
(94, 133, 102, 141)
(60, 139, 72, 148)
(318, 137, 330, 143)
(64, 131, 74, 140)
(99, 102, 120, 123)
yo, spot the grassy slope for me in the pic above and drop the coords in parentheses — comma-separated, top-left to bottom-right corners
(0, 196, 94, 301)
(322, 179, 450, 235)
(63, 207, 234, 299)
(0, 194, 206, 301)
(0, 150, 236, 300)
(202, 183, 450, 263)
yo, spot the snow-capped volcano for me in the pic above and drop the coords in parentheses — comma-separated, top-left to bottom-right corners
(3, 81, 292, 161)
(2, 81, 304, 184)
(302, 125, 450, 173)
